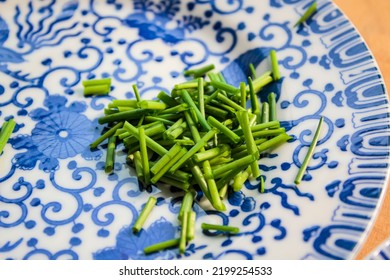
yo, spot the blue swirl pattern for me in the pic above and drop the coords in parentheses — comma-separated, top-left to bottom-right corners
(0, 0, 388, 260)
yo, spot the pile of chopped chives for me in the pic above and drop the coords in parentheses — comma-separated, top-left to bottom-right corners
(0, 119, 16, 156)
(89, 52, 295, 254)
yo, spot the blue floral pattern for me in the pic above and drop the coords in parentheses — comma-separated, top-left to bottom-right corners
(0, 0, 389, 260)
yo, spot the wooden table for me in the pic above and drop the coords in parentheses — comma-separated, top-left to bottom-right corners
(332, 0, 390, 259)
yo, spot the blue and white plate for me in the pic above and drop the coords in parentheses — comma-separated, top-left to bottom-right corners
(0, 0, 389, 260)
(366, 238, 390, 260)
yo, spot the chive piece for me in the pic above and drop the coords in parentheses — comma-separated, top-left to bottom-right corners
(184, 64, 215, 78)
(294, 0, 317, 27)
(210, 80, 240, 95)
(240, 82, 247, 109)
(294, 116, 324, 185)
(138, 100, 166, 110)
(144, 116, 175, 126)
(213, 154, 256, 179)
(165, 122, 187, 140)
(233, 120, 280, 136)
(98, 108, 147, 124)
(105, 135, 117, 174)
(236, 110, 260, 178)
(170, 128, 217, 172)
(198, 77, 205, 117)
(189, 163, 210, 200)
(111, 100, 138, 107)
(261, 102, 269, 124)
(251, 74, 273, 94)
(90, 122, 123, 149)
(178, 191, 196, 221)
(150, 144, 182, 174)
(204, 89, 220, 105)
(157, 91, 179, 107)
(248, 76, 261, 122)
(207, 116, 241, 144)
(249, 63, 257, 79)
(232, 166, 251, 192)
(82, 78, 111, 87)
(161, 103, 188, 115)
(186, 211, 196, 241)
(144, 238, 180, 255)
(133, 196, 157, 233)
(203, 158, 226, 211)
(163, 118, 184, 138)
(83, 84, 110, 96)
(133, 151, 144, 179)
(159, 176, 190, 191)
(268, 92, 277, 121)
(0, 119, 16, 155)
(259, 175, 265, 193)
(193, 144, 229, 163)
(139, 127, 150, 185)
(132, 84, 141, 102)
(201, 223, 239, 234)
(252, 127, 285, 139)
(174, 81, 199, 90)
(180, 90, 211, 131)
(205, 105, 229, 119)
(179, 211, 188, 254)
(257, 133, 291, 153)
(215, 165, 248, 190)
(270, 50, 281, 81)
(216, 92, 245, 111)
(123, 122, 168, 156)
(218, 183, 228, 199)
(151, 147, 187, 184)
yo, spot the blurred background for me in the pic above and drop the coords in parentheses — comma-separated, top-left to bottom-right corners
(333, 0, 390, 260)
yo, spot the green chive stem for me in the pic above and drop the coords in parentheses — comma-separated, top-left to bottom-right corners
(207, 116, 241, 144)
(105, 135, 117, 174)
(143, 238, 180, 255)
(240, 82, 247, 109)
(201, 223, 239, 234)
(132, 84, 141, 102)
(139, 127, 150, 185)
(0, 119, 16, 155)
(294, 0, 317, 27)
(133, 196, 157, 233)
(198, 77, 205, 117)
(83, 84, 110, 96)
(184, 64, 215, 78)
(270, 50, 281, 81)
(98, 108, 147, 124)
(186, 211, 196, 241)
(82, 78, 111, 87)
(294, 116, 324, 185)
(268, 92, 277, 121)
(180, 90, 211, 131)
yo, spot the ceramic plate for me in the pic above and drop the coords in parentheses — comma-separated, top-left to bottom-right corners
(0, 0, 389, 260)
(366, 238, 390, 260)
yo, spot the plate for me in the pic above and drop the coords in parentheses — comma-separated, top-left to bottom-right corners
(0, 0, 389, 260)
(366, 238, 390, 260)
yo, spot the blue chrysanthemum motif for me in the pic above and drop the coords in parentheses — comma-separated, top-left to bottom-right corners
(9, 95, 99, 172)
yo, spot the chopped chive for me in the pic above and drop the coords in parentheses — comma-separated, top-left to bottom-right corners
(133, 151, 144, 179)
(83, 84, 110, 96)
(232, 166, 251, 192)
(110, 100, 138, 107)
(161, 103, 188, 115)
(179, 210, 188, 254)
(165, 122, 187, 140)
(151, 147, 187, 184)
(240, 82, 247, 109)
(249, 63, 257, 79)
(178, 191, 196, 221)
(0, 119, 16, 155)
(294, 116, 324, 185)
(198, 77, 205, 117)
(204, 89, 220, 105)
(248, 76, 261, 122)
(216, 92, 245, 112)
(105, 135, 117, 174)
(138, 100, 167, 110)
(205, 104, 229, 119)
(213, 154, 256, 179)
(294, 0, 317, 27)
(261, 102, 269, 124)
(82, 78, 111, 87)
(170, 128, 217, 172)
(236, 110, 260, 178)
(90, 122, 123, 149)
(150, 144, 182, 175)
(251, 74, 273, 94)
(186, 211, 196, 241)
(139, 127, 150, 185)
(184, 64, 215, 78)
(133, 196, 157, 233)
(233, 120, 280, 136)
(144, 238, 180, 255)
(193, 144, 229, 163)
(174, 81, 199, 90)
(268, 92, 277, 121)
(270, 50, 281, 81)
(259, 175, 265, 193)
(218, 184, 228, 199)
(201, 223, 239, 234)
(98, 108, 147, 124)
(210, 80, 240, 95)
(157, 91, 179, 107)
(144, 116, 175, 126)
(132, 84, 141, 102)
(252, 127, 285, 139)
(207, 116, 241, 144)
(257, 133, 292, 153)
(159, 176, 190, 191)
(123, 122, 168, 156)
(180, 90, 211, 131)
